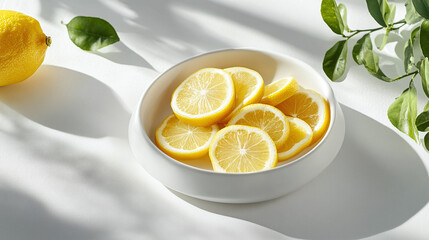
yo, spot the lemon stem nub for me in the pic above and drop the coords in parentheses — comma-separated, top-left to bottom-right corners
(46, 36, 52, 47)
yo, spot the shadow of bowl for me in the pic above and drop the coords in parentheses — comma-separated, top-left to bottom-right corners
(171, 104, 429, 240)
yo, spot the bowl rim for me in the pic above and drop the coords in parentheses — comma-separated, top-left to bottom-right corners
(135, 47, 339, 176)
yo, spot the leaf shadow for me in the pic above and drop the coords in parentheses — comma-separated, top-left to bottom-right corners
(373, 31, 407, 77)
(92, 41, 156, 69)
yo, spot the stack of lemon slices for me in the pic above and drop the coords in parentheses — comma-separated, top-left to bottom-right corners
(155, 67, 330, 173)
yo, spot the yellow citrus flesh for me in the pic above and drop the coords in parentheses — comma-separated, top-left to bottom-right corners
(171, 68, 235, 127)
(209, 125, 277, 173)
(278, 117, 313, 161)
(222, 67, 264, 122)
(276, 88, 330, 143)
(155, 114, 219, 159)
(0, 10, 49, 86)
(227, 103, 289, 149)
(260, 77, 299, 106)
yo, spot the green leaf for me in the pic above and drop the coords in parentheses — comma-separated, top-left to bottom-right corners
(338, 3, 350, 32)
(421, 20, 429, 57)
(65, 16, 120, 51)
(363, 50, 379, 73)
(404, 27, 420, 73)
(321, 0, 344, 35)
(416, 110, 429, 131)
(388, 80, 419, 142)
(412, 0, 429, 19)
(323, 40, 348, 81)
(362, 50, 392, 81)
(353, 33, 373, 65)
(420, 58, 429, 97)
(366, 0, 390, 27)
(406, 0, 424, 24)
(424, 132, 429, 150)
(388, 4, 396, 25)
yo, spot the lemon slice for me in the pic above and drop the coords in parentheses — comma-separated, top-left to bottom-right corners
(209, 125, 277, 173)
(222, 67, 264, 122)
(276, 88, 330, 142)
(227, 103, 289, 148)
(156, 114, 219, 159)
(171, 68, 235, 127)
(278, 117, 313, 161)
(260, 77, 299, 106)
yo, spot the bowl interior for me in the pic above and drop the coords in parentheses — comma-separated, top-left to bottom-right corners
(139, 49, 335, 170)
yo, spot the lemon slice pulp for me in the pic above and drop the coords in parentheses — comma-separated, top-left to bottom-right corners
(156, 114, 219, 159)
(209, 125, 277, 173)
(227, 103, 289, 148)
(171, 68, 235, 126)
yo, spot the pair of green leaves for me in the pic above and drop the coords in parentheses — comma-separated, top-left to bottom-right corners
(353, 33, 394, 81)
(322, 33, 391, 82)
(366, 0, 397, 50)
(65, 16, 120, 51)
(321, 0, 349, 35)
(366, 0, 396, 27)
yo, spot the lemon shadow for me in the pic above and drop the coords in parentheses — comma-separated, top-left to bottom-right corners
(0, 65, 130, 138)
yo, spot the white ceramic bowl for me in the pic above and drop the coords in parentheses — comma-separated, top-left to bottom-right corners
(129, 48, 345, 203)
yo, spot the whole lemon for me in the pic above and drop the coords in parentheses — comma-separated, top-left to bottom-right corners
(0, 10, 51, 86)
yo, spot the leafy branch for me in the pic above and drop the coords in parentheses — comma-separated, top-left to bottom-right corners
(321, 0, 429, 150)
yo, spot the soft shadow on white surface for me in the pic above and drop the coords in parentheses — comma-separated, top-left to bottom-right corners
(93, 42, 156, 70)
(173, 105, 429, 240)
(0, 187, 106, 240)
(0, 66, 130, 138)
(0, 104, 286, 240)
(39, 0, 329, 66)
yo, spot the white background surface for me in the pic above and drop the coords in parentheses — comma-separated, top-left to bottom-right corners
(0, 0, 428, 239)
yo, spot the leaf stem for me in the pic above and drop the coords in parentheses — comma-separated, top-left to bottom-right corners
(351, 26, 384, 33)
(346, 31, 359, 39)
(392, 22, 406, 30)
(346, 19, 406, 38)
(391, 71, 418, 82)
